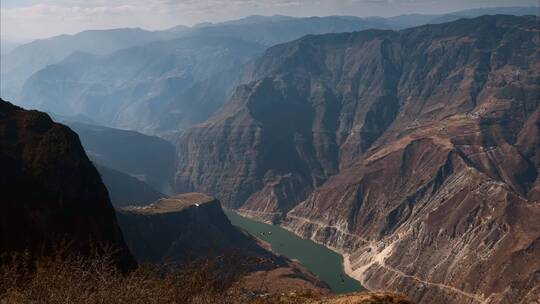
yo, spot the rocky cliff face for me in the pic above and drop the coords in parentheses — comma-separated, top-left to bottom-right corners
(116, 193, 330, 294)
(0, 99, 134, 269)
(175, 16, 540, 303)
(116, 193, 269, 263)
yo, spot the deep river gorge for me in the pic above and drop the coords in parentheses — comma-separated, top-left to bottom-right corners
(224, 210, 363, 294)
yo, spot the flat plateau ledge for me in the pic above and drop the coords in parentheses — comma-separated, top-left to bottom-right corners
(121, 193, 216, 214)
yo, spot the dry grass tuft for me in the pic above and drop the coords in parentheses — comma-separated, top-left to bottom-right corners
(0, 249, 248, 304)
(0, 250, 413, 304)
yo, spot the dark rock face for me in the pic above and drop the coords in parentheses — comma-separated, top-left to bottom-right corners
(116, 193, 269, 263)
(0, 99, 133, 268)
(175, 16, 540, 303)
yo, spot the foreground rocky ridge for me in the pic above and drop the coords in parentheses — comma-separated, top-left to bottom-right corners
(117, 193, 269, 263)
(0, 99, 133, 268)
(175, 15, 540, 303)
(117, 193, 330, 295)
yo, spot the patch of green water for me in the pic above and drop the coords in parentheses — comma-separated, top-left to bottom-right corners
(224, 210, 364, 294)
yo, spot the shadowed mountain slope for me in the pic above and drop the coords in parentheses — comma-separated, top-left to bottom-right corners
(67, 122, 176, 194)
(95, 164, 166, 207)
(0, 99, 134, 269)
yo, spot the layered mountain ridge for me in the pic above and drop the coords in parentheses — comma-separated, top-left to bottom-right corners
(8, 7, 537, 138)
(0, 28, 172, 101)
(66, 122, 176, 194)
(9, 16, 389, 137)
(175, 15, 540, 303)
(19, 37, 265, 137)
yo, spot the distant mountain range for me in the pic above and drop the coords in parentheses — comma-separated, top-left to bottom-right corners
(2, 6, 537, 138)
(0, 28, 175, 102)
(21, 37, 264, 137)
(6, 16, 388, 137)
(0, 39, 23, 55)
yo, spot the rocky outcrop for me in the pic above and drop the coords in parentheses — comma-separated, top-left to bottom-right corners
(175, 16, 540, 303)
(116, 193, 330, 294)
(116, 193, 269, 263)
(0, 99, 134, 269)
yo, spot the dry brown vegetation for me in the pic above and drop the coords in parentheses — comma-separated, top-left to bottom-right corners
(0, 249, 246, 304)
(0, 250, 412, 304)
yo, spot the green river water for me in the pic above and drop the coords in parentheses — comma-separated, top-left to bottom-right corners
(224, 210, 364, 294)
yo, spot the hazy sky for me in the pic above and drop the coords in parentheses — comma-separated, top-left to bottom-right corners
(1, 0, 538, 41)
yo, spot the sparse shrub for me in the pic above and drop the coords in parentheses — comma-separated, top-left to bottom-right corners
(0, 248, 413, 304)
(0, 248, 248, 304)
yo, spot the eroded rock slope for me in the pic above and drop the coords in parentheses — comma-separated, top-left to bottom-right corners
(175, 15, 540, 303)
